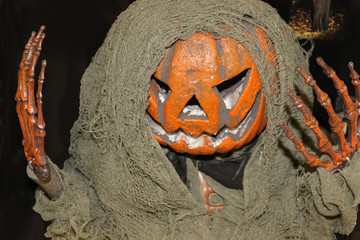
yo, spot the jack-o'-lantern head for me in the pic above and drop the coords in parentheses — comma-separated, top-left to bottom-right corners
(147, 30, 275, 155)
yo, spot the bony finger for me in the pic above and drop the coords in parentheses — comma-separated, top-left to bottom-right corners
(37, 60, 47, 100)
(296, 66, 313, 85)
(286, 88, 312, 124)
(348, 62, 360, 110)
(317, 57, 353, 110)
(34, 25, 46, 43)
(25, 26, 45, 67)
(279, 121, 330, 168)
(24, 38, 37, 67)
(348, 62, 359, 81)
(26, 31, 36, 50)
(316, 57, 332, 77)
(21, 31, 36, 67)
(37, 33, 45, 52)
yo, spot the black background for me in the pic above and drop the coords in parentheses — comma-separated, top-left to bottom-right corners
(0, 0, 359, 239)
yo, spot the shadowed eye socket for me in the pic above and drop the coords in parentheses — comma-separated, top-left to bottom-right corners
(152, 75, 170, 94)
(215, 68, 250, 95)
(214, 68, 251, 110)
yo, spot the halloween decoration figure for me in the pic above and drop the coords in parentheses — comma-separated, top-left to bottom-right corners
(16, 0, 360, 239)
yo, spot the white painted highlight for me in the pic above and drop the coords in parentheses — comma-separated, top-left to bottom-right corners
(222, 76, 246, 110)
(182, 105, 207, 117)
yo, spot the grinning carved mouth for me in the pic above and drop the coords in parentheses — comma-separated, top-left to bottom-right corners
(147, 90, 263, 150)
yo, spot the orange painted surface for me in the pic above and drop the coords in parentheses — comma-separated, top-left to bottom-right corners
(148, 30, 276, 155)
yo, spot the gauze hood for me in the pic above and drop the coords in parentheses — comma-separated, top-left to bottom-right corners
(69, 0, 313, 237)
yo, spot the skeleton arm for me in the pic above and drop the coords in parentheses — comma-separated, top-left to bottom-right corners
(15, 26, 63, 199)
(281, 57, 360, 172)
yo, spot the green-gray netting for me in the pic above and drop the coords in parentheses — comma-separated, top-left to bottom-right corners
(34, 0, 360, 239)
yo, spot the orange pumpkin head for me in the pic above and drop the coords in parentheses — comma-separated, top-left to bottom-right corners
(147, 31, 271, 155)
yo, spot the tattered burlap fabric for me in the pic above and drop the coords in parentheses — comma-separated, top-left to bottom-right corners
(34, 0, 360, 239)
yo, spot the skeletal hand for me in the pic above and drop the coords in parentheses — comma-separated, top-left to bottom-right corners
(15, 26, 49, 180)
(280, 57, 360, 172)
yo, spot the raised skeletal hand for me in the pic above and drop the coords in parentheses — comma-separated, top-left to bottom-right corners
(15, 26, 49, 180)
(16, 26, 63, 199)
(280, 57, 360, 172)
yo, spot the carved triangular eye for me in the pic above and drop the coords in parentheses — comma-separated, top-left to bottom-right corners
(214, 68, 251, 110)
(178, 95, 209, 120)
(153, 75, 170, 94)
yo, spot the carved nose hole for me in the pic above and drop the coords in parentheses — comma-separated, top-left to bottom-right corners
(178, 95, 209, 120)
(213, 68, 251, 110)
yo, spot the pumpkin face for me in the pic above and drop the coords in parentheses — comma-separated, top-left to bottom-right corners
(147, 31, 272, 155)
